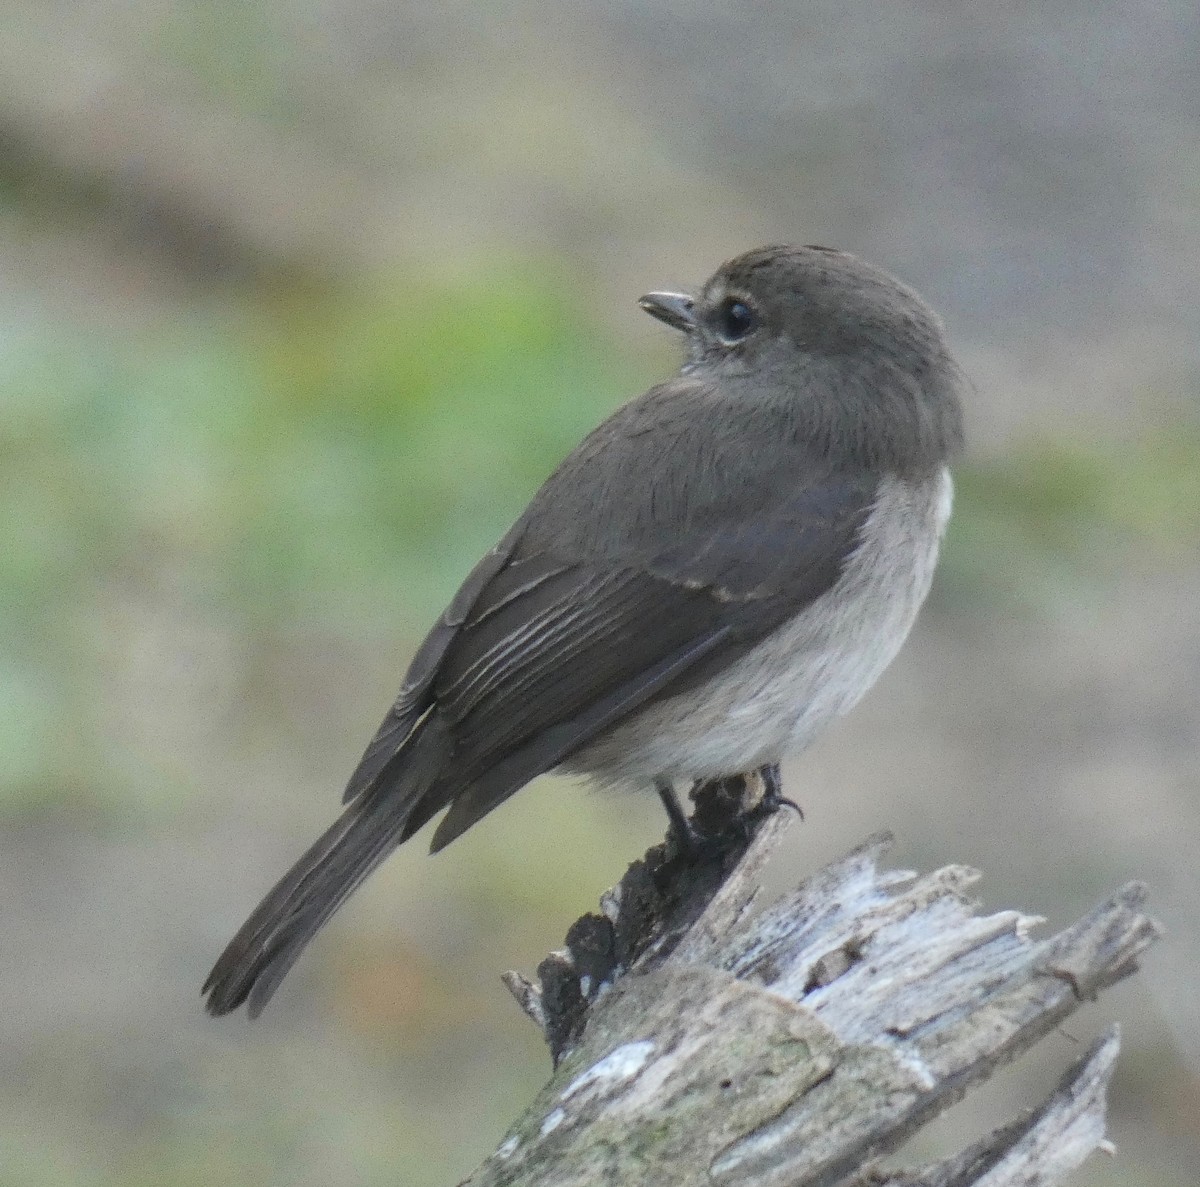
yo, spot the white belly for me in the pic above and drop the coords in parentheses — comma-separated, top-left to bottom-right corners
(568, 468, 953, 785)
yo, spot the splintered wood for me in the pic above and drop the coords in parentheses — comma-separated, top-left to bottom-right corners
(468, 777, 1160, 1187)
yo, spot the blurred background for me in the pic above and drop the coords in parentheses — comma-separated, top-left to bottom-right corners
(1, 3, 1197, 1184)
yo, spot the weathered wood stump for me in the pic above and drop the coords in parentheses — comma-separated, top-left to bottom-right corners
(465, 774, 1160, 1187)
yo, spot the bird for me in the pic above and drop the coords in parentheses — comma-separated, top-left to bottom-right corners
(203, 244, 966, 1017)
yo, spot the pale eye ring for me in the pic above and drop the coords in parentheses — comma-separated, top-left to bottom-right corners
(716, 298, 757, 343)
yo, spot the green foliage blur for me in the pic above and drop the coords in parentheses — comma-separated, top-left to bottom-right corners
(944, 430, 1200, 606)
(0, 261, 656, 824)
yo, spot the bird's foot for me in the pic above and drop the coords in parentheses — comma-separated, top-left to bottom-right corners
(656, 766, 802, 862)
(755, 763, 804, 821)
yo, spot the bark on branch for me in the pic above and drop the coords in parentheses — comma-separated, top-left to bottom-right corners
(464, 774, 1161, 1187)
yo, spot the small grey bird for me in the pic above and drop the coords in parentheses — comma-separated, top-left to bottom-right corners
(204, 245, 965, 1017)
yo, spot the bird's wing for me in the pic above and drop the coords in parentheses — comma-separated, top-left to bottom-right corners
(342, 377, 879, 847)
(424, 509, 871, 852)
(339, 517, 529, 802)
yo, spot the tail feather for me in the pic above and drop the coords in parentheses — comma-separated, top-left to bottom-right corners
(203, 720, 447, 1017)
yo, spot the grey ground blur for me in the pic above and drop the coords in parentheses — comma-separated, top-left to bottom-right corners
(1, 5, 1197, 1185)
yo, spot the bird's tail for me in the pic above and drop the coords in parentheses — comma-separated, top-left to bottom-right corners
(203, 724, 446, 1017)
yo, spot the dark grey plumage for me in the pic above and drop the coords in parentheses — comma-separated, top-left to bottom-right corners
(203, 245, 965, 1017)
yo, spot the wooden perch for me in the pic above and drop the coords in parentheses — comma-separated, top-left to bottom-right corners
(463, 774, 1161, 1187)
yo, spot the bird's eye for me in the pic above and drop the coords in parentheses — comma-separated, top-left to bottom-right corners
(716, 298, 756, 343)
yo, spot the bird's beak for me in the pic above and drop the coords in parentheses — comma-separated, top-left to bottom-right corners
(638, 291, 697, 333)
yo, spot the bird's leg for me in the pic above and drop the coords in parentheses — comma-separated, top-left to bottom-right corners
(655, 778, 701, 856)
(756, 762, 803, 819)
